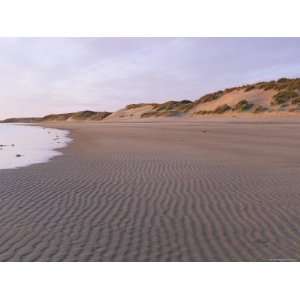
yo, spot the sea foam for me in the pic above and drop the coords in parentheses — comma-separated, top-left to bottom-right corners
(0, 124, 71, 170)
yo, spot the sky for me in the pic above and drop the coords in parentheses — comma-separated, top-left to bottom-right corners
(0, 37, 300, 118)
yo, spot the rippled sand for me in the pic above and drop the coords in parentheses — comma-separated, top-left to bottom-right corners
(0, 119, 300, 261)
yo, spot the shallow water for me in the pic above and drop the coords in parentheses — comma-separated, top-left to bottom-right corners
(0, 124, 71, 170)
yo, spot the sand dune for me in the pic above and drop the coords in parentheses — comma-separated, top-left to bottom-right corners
(1, 110, 111, 123)
(3, 78, 300, 124)
(0, 119, 300, 261)
(104, 78, 300, 121)
(189, 88, 276, 114)
(104, 104, 155, 121)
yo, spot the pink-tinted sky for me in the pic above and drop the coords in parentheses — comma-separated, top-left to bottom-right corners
(1, 37, 300, 118)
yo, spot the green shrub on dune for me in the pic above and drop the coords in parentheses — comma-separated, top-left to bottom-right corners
(155, 100, 193, 112)
(126, 103, 157, 110)
(291, 97, 300, 104)
(214, 104, 232, 114)
(233, 100, 254, 112)
(194, 104, 232, 115)
(272, 90, 298, 105)
(195, 91, 224, 104)
(254, 105, 268, 113)
(244, 85, 255, 92)
(194, 110, 211, 115)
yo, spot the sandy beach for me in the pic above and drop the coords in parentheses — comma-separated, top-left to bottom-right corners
(0, 119, 300, 261)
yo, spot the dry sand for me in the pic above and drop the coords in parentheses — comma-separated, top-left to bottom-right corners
(1, 118, 300, 261)
(189, 88, 276, 114)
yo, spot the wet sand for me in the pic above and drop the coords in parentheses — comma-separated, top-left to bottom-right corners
(1, 119, 300, 261)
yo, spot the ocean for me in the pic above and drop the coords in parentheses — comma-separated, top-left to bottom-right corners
(0, 124, 71, 170)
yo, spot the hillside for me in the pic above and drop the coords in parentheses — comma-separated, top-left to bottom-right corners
(2, 78, 300, 123)
(191, 77, 300, 115)
(106, 78, 300, 121)
(1, 111, 111, 123)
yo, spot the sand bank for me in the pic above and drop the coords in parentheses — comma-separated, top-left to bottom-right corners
(0, 119, 300, 261)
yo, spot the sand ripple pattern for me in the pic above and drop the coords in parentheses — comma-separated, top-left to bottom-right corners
(0, 122, 300, 261)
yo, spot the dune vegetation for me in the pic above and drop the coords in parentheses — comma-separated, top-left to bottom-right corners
(2, 78, 300, 123)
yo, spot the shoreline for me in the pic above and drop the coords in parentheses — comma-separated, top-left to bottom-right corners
(0, 123, 72, 171)
(0, 119, 300, 261)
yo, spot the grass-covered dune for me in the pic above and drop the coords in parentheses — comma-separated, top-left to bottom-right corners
(3, 78, 300, 123)
(1, 111, 111, 123)
(106, 78, 300, 120)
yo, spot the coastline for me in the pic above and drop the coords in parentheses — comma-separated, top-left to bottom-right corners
(0, 123, 72, 171)
(1, 119, 300, 261)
